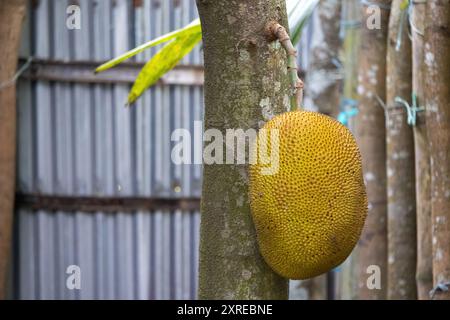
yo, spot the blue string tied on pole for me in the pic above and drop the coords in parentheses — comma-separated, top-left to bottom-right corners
(0, 56, 33, 90)
(360, 0, 392, 11)
(394, 92, 424, 126)
(337, 98, 359, 127)
(429, 281, 450, 299)
(339, 0, 362, 39)
(339, 19, 362, 40)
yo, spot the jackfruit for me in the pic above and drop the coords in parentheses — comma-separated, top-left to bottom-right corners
(249, 110, 367, 279)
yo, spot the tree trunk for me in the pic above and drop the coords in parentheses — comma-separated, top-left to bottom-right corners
(355, 0, 391, 300)
(411, 1, 432, 300)
(386, 0, 416, 300)
(304, 1, 342, 299)
(308, 274, 328, 300)
(306, 0, 342, 118)
(424, 0, 450, 301)
(0, 0, 27, 300)
(196, 0, 290, 299)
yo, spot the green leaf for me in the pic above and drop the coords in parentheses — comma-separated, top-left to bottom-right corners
(126, 32, 202, 105)
(288, 0, 319, 45)
(96, 0, 318, 105)
(400, 0, 409, 10)
(286, 0, 303, 18)
(95, 19, 201, 73)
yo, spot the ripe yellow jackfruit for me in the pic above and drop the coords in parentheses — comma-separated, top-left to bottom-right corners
(249, 110, 367, 279)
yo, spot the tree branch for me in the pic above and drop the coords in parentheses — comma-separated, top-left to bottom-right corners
(267, 22, 304, 111)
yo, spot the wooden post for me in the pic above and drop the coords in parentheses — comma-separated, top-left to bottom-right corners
(386, 0, 416, 300)
(0, 0, 27, 300)
(424, 0, 450, 301)
(355, 0, 391, 300)
(411, 0, 432, 300)
(339, 0, 362, 300)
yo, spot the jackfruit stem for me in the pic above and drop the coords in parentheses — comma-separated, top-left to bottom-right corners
(268, 22, 304, 111)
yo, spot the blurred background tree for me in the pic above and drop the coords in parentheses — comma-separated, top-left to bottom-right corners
(0, 0, 27, 300)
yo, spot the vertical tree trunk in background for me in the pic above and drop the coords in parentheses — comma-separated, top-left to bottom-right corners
(196, 0, 290, 299)
(412, 1, 432, 300)
(355, 0, 391, 300)
(386, 0, 416, 300)
(341, 0, 361, 116)
(0, 0, 26, 300)
(424, 0, 450, 301)
(306, 0, 342, 117)
(339, 0, 361, 300)
(300, 273, 328, 300)
(305, 1, 342, 299)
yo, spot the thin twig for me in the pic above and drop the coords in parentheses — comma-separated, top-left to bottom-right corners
(267, 22, 304, 111)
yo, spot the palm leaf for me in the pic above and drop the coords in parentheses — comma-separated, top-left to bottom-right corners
(95, 0, 318, 105)
(289, 0, 320, 45)
(95, 19, 201, 73)
(126, 32, 202, 105)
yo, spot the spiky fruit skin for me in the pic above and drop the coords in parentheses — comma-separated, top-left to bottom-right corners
(249, 110, 367, 280)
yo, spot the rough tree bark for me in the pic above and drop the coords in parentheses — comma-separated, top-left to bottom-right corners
(0, 0, 27, 300)
(355, 0, 391, 300)
(386, 0, 416, 300)
(411, 1, 432, 300)
(196, 0, 291, 299)
(306, 0, 342, 118)
(424, 0, 450, 301)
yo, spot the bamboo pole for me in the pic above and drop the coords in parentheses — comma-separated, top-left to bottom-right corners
(386, 0, 416, 300)
(305, 0, 342, 118)
(339, 0, 361, 300)
(0, 0, 27, 300)
(424, 0, 450, 301)
(355, 0, 391, 300)
(411, 0, 432, 300)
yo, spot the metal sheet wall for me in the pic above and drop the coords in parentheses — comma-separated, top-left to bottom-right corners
(15, 0, 202, 300)
(14, 0, 314, 300)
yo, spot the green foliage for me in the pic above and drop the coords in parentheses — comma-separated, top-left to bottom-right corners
(95, 0, 318, 105)
(95, 19, 201, 73)
(126, 32, 202, 105)
(288, 0, 319, 46)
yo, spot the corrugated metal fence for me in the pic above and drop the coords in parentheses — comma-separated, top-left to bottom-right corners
(15, 0, 203, 300)
(13, 0, 313, 300)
